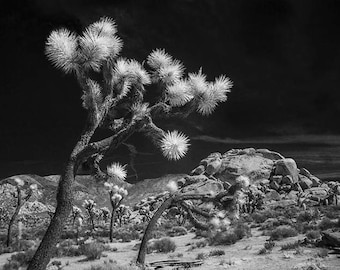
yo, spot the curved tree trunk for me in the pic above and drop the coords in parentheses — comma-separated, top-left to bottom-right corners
(6, 188, 21, 247)
(28, 123, 96, 270)
(136, 196, 174, 266)
(27, 162, 76, 270)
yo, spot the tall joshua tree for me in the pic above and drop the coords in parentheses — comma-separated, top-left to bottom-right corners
(28, 17, 232, 269)
(0, 177, 40, 248)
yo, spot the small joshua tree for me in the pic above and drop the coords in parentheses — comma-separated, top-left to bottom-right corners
(115, 204, 131, 226)
(28, 17, 232, 269)
(104, 172, 128, 242)
(71, 205, 83, 225)
(99, 206, 111, 225)
(0, 177, 40, 247)
(82, 199, 97, 233)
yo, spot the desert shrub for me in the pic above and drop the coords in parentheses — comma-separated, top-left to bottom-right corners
(22, 227, 47, 240)
(306, 230, 321, 240)
(251, 209, 279, 224)
(196, 252, 207, 260)
(322, 206, 340, 219)
(269, 226, 298, 240)
(258, 247, 268, 255)
(80, 242, 105, 260)
(294, 221, 318, 234)
(317, 248, 328, 258)
(53, 238, 82, 257)
(48, 260, 63, 270)
(196, 240, 207, 248)
(3, 249, 36, 270)
(60, 229, 77, 239)
(86, 261, 141, 270)
(297, 211, 315, 223)
(150, 230, 167, 239)
(233, 223, 251, 239)
(148, 238, 176, 253)
(318, 217, 337, 230)
(195, 229, 209, 238)
(264, 240, 275, 250)
(18, 239, 37, 251)
(168, 252, 183, 259)
(0, 246, 14, 255)
(209, 249, 225, 256)
(258, 240, 275, 255)
(111, 228, 140, 242)
(54, 244, 82, 257)
(280, 241, 301, 250)
(208, 231, 239, 246)
(280, 207, 300, 219)
(167, 226, 187, 237)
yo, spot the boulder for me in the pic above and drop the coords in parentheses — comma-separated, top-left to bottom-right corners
(206, 152, 222, 160)
(190, 165, 205, 175)
(300, 168, 312, 178)
(321, 230, 340, 247)
(282, 175, 294, 185)
(304, 187, 329, 201)
(299, 174, 313, 190)
(274, 158, 299, 183)
(310, 175, 321, 187)
(216, 149, 274, 185)
(270, 180, 280, 191)
(286, 190, 298, 200)
(205, 159, 222, 176)
(256, 149, 285, 160)
(271, 175, 283, 184)
(181, 179, 223, 195)
(265, 190, 281, 201)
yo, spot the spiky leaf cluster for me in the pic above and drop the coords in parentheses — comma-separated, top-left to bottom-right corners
(45, 17, 233, 167)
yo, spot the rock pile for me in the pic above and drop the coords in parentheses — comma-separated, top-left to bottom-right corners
(186, 148, 339, 206)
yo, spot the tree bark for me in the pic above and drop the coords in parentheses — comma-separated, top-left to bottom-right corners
(6, 187, 21, 247)
(136, 196, 174, 266)
(28, 123, 96, 270)
(27, 162, 76, 270)
(109, 208, 115, 242)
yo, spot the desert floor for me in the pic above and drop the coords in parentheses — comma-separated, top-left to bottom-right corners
(1, 229, 339, 270)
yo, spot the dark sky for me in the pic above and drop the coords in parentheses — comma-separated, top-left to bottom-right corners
(1, 0, 340, 178)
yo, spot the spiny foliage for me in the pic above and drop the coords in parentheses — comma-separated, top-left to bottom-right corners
(45, 16, 233, 162)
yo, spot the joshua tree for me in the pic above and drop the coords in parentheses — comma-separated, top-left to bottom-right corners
(82, 199, 97, 232)
(28, 17, 232, 269)
(99, 206, 111, 224)
(0, 177, 40, 247)
(104, 175, 128, 242)
(136, 177, 250, 265)
(115, 204, 131, 226)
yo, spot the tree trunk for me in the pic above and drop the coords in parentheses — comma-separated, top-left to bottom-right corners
(6, 188, 21, 247)
(90, 213, 95, 234)
(28, 121, 96, 270)
(109, 208, 115, 242)
(27, 162, 75, 270)
(136, 196, 174, 266)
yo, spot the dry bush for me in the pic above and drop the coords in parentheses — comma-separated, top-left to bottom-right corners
(269, 225, 298, 240)
(318, 217, 337, 230)
(86, 261, 141, 270)
(306, 230, 321, 240)
(166, 226, 187, 237)
(280, 240, 301, 250)
(209, 249, 225, 256)
(2, 249, 35, 270)
(80, 242, 105, 260)
(147, 237, 176, 253)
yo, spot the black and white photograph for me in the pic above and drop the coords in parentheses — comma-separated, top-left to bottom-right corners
(1, 0, 340, 269)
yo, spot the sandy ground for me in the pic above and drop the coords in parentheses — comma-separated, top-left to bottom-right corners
(0, 230, 339, 270)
